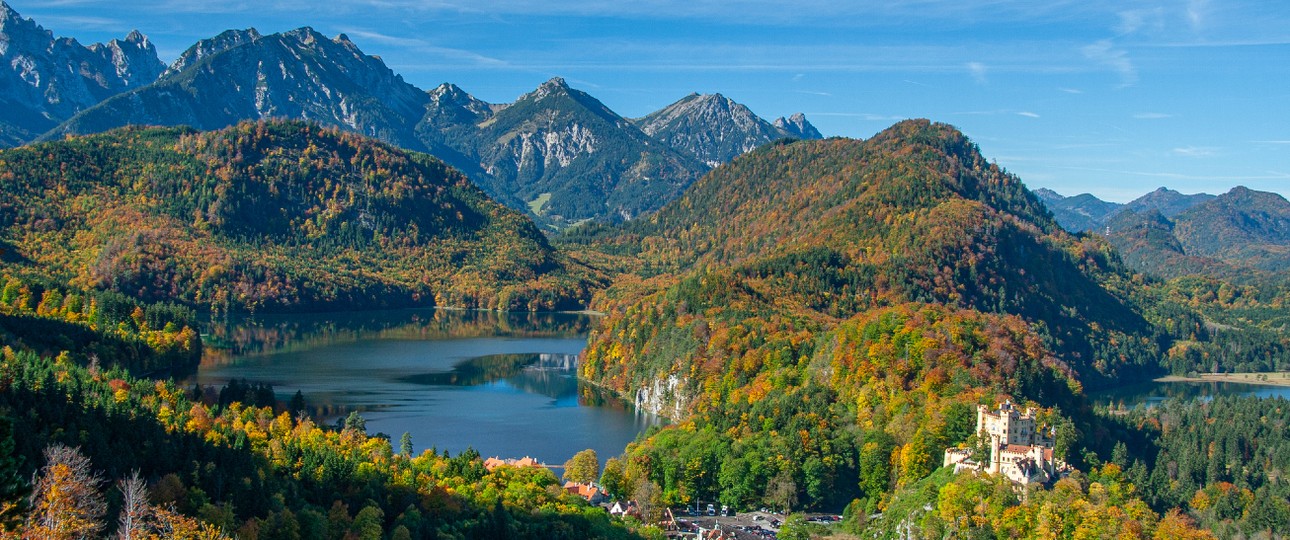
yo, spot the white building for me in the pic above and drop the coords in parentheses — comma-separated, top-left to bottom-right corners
(944, 401, 1068, 486)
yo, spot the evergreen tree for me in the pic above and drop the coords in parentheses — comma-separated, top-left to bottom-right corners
(399, 432, 413, 458)
(0, 415, 27, 532)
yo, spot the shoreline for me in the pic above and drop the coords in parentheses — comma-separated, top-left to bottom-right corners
(1155, 372, 1290, 387)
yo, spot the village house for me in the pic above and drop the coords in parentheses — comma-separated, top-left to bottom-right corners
(608, 500, 638, 518)
(943, 401, 1069, 486)
(563, 481, 608, 504)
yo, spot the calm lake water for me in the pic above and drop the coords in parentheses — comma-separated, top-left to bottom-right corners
(192, 309, 663, 465)
(1088, 379, 1290, 410)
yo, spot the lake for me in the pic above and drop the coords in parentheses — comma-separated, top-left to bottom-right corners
(192, 309, 663, 465)
(1088, 379, 1290, 410)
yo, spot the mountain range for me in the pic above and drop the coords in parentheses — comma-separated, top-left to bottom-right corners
(0, 2, 820, 228)
(1034, 186, 1216, 234)
(1038, 186, 1290, 278)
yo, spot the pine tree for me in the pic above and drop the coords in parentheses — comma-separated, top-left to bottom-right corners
(399, 432, 413, 458)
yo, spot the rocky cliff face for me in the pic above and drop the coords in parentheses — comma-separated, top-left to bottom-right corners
(636, 93, 820, 167)
(632, 374, 690, 419)
(0, 1, 162, 145)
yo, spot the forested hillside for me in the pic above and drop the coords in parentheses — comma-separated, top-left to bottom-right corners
(574, 120, 1197, 388)
(0, 120, 601, 313)
(561, 120, 1275, 535)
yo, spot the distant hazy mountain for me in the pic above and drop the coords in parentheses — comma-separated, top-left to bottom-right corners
(1036, 186, 1213, 233)
(1121, 187, 1216, 219)
(634, 93, 821, 167)
(1105, 187, 1290, 277)
(0, 1, 163, 145)
(50, 27, 433, 153)
(1173, 187, 1290, 271)
(1033, 188, 1124, 233)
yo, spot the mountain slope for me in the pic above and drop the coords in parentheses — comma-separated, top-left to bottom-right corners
(0, 120, 597, 312)
(50, 28, 432, 153)
(633, 93, 820, 167)
(0, 1, 163, 145)
(582, 120, 1164, 393)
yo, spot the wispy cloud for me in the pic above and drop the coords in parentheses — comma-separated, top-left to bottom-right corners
(342, 28, 509, 67)
(795, 90, 834, 97)
(1171, 146, 1219, 157)
(967, 61, 987, 84)
(951, 109, 1041, 118)
(1186, 0, 1209, 30)
(1115, 7, 1165, 35)
(23, 14, 125, 32)
(1251, 140, 1290, 145)
(1058, 87, 1083, 94)
(1082, 40, 1137, 87)
(153, 0, 255, 14)
(810, 112, 909, 122)
(1133, 112, 1172, 119)
(1052, 165, 1290, 182)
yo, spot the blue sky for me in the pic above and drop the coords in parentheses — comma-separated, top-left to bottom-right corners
(13, 0, 1290, 202)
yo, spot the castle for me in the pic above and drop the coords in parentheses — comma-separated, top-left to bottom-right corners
(943, 401, 1068, 486)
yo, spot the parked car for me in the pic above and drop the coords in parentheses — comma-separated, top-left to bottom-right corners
(706, 503, 716, 516)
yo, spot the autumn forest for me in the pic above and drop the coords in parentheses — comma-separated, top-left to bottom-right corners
(0, 118, 1288, 540)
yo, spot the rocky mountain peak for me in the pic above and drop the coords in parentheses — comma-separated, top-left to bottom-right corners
(163, 28, 262, 78)
(89, 30, 165, 87)
(426, 82, 493, 121)
(773, 112, 822, 139)
(524, 77, 572, 101)
(635, 92, 819, 167)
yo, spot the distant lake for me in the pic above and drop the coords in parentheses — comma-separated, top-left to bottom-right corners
(1089, 379, 1290, 410)
(192, 309, 663, 465)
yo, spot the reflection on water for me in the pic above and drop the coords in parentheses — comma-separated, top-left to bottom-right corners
(193, 309, 662, 464)
(200, 309, 593, 367)
(1089, 380, 1290, 411)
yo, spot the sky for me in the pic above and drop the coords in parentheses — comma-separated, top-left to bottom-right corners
(11, 0, 1290, 202)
